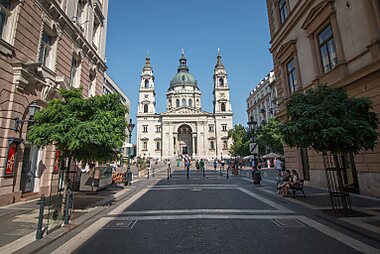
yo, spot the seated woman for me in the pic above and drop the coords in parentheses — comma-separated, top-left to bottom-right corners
(283, 170, 300, 197)
(278, 170, 291, 194)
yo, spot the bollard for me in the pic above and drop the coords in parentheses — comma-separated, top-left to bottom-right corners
(167, 165, 170, 179)
(170, 165, 172, 177)
(36, 195, 45, 239)
(147, 167, 150, 179)
(227, 167, 229, 179)
(153, 166, 155, 177)
(220, 166, 222, 176)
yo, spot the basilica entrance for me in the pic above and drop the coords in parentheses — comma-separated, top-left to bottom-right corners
(178, 125, 192, 156)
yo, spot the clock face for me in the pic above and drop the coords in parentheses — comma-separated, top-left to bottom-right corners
(144, 94, 148, 98)
(219, 92, 225, 97)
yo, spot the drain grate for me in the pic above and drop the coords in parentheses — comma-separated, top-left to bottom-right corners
(106, 220, 137, 229)
(271, 219, 307, 228)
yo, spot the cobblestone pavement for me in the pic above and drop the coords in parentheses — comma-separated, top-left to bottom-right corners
(66, 166, 380, 254)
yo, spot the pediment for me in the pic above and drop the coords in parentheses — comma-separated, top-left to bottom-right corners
(301, 1, 332, 31)
(274, 40, 297, 61)
(164, 106, 201, 115)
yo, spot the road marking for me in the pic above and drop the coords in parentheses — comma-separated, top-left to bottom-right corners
(51, 187, 150, 254)
(0, 231, 36, 254)
(298, 216, 380, 254)
(148, 184, 238, 188)
(110, 214, 301, 221)
(237, 187, 292, 212)
(116, 209, 293, 215)
(149, 186, 237, 191)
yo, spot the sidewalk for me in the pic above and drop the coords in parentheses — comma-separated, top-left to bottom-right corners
(0, 163, 168, 254)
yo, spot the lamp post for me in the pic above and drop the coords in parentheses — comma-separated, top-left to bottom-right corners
(125, 119, 135, 186)
(13, 101, 40, 131)
(247, 116, 259, 184)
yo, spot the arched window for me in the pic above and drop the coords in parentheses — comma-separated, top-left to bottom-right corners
(143, 104, 148, 113)
(188, 99, 192, 107)
(210, 141, 214, 150)
(221, 103, 226, 112)
(182, 98, 186, 106)
(219, 77, 224, 86)
(176, 99, 180, 107)
(143, 142, 147, 150)
(223, 140, 228, 149)
(145, 79, 149, 88)
(156, 141, 160, 151)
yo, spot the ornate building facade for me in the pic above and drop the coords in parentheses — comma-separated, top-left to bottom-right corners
(0, 0, 109, 205)
(266, 0, 380, 197)
(136, 50, 233, 160)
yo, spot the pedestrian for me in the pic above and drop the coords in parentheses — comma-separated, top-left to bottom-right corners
(196, 160, 200, 175)
(200, 159, 205, 177)
(267, 159, 271, 169)
(221, 159, 225, 170)
(213, 159, 218, 171)
(275, 157, 283, 174)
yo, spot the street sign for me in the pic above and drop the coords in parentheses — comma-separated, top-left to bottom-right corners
(250, 143, 258, 154)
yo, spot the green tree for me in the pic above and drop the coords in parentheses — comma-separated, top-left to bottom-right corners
(27, 88, 128, 214)
(255, 118, 284, 154)
(282, 85, 379, 155)
(228, 124, 250, 157)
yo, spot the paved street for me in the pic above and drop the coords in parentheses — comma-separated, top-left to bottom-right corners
(40, 165, 379, 254)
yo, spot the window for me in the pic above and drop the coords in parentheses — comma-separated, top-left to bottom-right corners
(92, 17, 100, 49)
(182, 98, 186, 106)
(286, 58, 297, 94)
(156, 141, 161, 151)
(223, 140, 228, 150)
(209, 125, 214, 132)
(145, 79, 149, 88)
(143, 104, 148, 113)
(76, 0, 87, 30)
(222, 124, 227, 132)
(221, 102, 226, 112)
(219, 77, 224, 86)
(142, 142, 147, 150)
(88, 71, 96, 97)
(176, 99, 180, 107)
(69, 54, 81, 87)
(318, 25, 337, 73)
(210, 141, 215, 150)
(155, 126, 161, 133)
(168, 99, 172, 108)
(279, 0, 288, 24)
(38, 31, 54, 69)
(188, 98, 192, 107)
(142, 125, 148, 133)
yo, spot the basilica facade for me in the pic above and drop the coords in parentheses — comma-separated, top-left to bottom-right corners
(136, 50, 233, 160)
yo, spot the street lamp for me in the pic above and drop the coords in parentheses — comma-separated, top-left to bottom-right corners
(125, 119, 135, 186)
(14, 101, 40, 131)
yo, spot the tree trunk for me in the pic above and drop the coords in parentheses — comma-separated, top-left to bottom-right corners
(61, 156, 72, 214)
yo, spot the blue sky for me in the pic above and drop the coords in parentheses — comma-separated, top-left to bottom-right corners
(105, 0, 273, 141)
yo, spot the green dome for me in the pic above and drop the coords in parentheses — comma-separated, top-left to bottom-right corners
(168, 51, 198, 90)
(170, 72, 197, 87)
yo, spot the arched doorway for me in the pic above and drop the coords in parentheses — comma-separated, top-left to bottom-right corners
(178, 124, 192, 156)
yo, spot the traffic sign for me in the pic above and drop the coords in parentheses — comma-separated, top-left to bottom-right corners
(250, 143, 258, 154)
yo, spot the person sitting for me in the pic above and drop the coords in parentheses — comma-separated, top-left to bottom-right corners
(278, 170, 291, 194)
(283, 170, 300, 197)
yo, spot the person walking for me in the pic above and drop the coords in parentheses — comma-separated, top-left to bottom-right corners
(213, 159, 218, 171)
(200, 159, 205, 177)
(186, 159, 190, 179)
(275, 157, 283, 174)
(195, 160, 200, 176)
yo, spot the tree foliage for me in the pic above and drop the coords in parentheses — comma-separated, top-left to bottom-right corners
(228, 124, 250, 157)
(282, 85, 379, 155)
(255, 118, 284, 154)
(27, 88, 129, 163)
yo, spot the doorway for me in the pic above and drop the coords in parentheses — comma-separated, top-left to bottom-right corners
(178, 125, 192, 156)
(20, 144, 39, 193)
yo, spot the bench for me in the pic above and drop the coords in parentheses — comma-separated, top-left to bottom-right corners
(290, 179, 306, 198)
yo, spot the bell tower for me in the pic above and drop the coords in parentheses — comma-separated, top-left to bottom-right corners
(213, 49, 232, 114)
(138, 53, 156, 114)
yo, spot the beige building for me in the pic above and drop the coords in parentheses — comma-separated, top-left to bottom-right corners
(0, 0, 109, 205)
(136, 50, 233, 161)
(103, 73, 132, 162)
(266, 0, 380, 196)
(246, 71, 278, 127)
